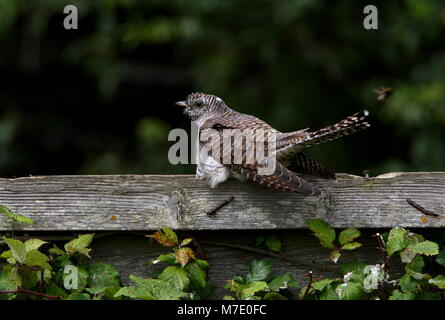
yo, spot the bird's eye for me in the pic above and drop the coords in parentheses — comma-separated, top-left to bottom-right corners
(195, 101, 203, 107)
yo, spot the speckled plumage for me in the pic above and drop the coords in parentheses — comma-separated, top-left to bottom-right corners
(175, 93, 370, 196)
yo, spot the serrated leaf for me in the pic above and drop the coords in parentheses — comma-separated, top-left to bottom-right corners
(0, 270, 18, 300)
(386, 227, 408, 256)
(263, 292, 287, 300)
(24, 239, 47, 253)
(265, 235, 282, 253)
(388, 290, 416, 300)
(175, 247, 195, 267)
(246, 258, 272, 283)
(400, 247, 416, 263)
(241, 281, 268, 299)
(63, 266, 89, 292)
(223, 295, 235, 300)
(148, 228, 178, 247)
(4, 238, 26, 264)
(335, 281, 363, 300)
(66, 293, 91, 300)
(435, 248, 445, 266)
(180, 238, 193, 246)
(341, 242, 362, 251)
(116, 275, 187, 300)
(26, 249, 52, 270)
(339, 228, 361, 245)
(64, 234, 94, 257)
(330, 250, 341, 263)
(268, 274, 298, 291)
(411, 240, 439, 256)
(399, 274, 420, 293)
(159, 266, 190, 291)
(0, 205, 34, 224)
(406, 255, 424, 273)
(152, 252, 176, 265)
(185, 260, 207, 288)
(88, 262, 120, 288)
(429, 275, 445, 289)
(306, 219, 336, 249)
(339, 261, 366, 282)
(312, 278, 336, 291)
(48, 245, 65, 256)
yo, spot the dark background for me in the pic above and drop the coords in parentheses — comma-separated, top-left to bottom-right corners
(0, 0, 444, 178)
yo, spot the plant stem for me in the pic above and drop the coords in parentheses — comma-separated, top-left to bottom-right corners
(0, 289, 59, 300)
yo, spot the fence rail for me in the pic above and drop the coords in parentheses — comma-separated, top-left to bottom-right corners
(0, 172, 443, 231)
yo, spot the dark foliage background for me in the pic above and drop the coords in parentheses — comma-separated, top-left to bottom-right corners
(0, 0, 444, 178)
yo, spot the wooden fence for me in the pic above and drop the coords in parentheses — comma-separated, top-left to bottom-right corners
(0, 172, 443, 298)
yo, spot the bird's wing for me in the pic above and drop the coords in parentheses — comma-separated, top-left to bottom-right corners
(199, 116, 321, 196)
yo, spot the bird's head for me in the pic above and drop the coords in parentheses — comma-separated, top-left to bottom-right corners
(175, 93, 228, 121)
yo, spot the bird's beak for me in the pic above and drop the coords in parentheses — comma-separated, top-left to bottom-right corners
(175, 101, 188, 108)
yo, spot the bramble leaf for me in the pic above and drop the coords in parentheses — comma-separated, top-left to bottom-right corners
(159, 265, 190, 291)
(339, 228, 361, 245)
(411, 241, 439, 256)
(88, 262, 121, 288)
(265, 235, 281, 253)
(246, 259, 272, 283)
(306, 219, 336, 249)
(64, 234, 94, 257)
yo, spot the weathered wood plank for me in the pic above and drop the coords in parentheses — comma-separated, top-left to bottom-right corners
(0, 173, 443, 230)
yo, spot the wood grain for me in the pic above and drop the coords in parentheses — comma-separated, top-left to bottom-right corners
(0, 173, 443, 231)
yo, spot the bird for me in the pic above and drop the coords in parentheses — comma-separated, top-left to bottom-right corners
(175, 93, 370, 196)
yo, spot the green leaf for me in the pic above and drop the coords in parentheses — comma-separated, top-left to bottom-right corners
(340, 242, 362, 251)
(246, 258, 272, 283)
(388, 290, 416, 300)
(66, 292, 91, 300)
(435, 248, 445, 266)
(88, 262, 121, 288)
(152, 252, 176, 265)
(265, 235, 282, 253)
(411, 240, 439, 256)
(386, 227, 408, 256)
(415, 291, 441, 300)
(312, 278, 336, 291)
(24, 239, 47, 253)
(263, 292, 287, 300)
(399, 274, 420, 293)
(330, 250, 341, 263)
(335, 282, 363, 300)
(117, 275, 187, 300)
(4, 238, 26, 264)
(223, 295, 235, 300)
(25, 249, 52, 270)
(0, 270, 18, 300)
(240, 281, 268, 299)
(159, 266, 190, 291)
(0, 205, 34, 224)
(45, 283, 68, 299)
(268, 274, 298, 291)
(255, 235, 266, 246)
(64, 234, 94, 257)
(339, 261, 366, 282)
(306, 219, 336, 249)
(429, 275, 445, 289)
(400, 247, 416, 263)
(339, 228, 361, 245)
(185, 260, 207, 288)
(180, 238, 193, 246)
(406, 255, 424, 273)
(49, 245, 65, 256)
(63, 265, 89, 292)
